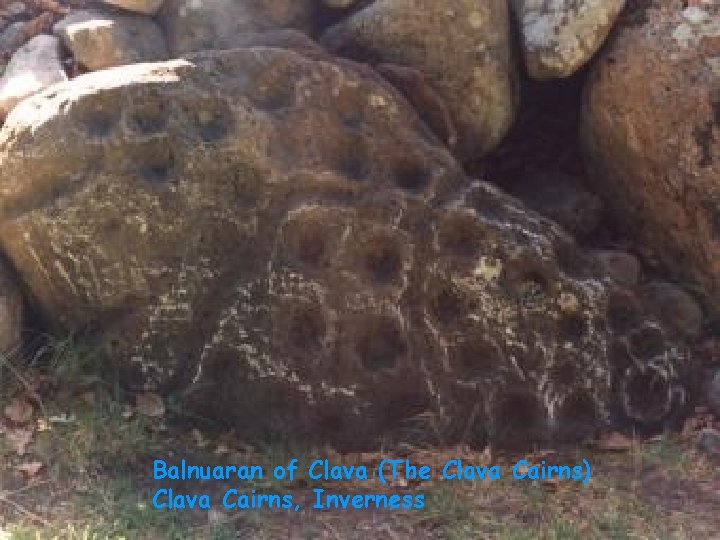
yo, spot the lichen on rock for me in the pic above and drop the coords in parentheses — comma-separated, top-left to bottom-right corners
(511, 0, 626, 79)
(0, 42, 689, 448)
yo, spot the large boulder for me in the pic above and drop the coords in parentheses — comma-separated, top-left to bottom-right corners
(0, 43, 686, 448)
(157, 0, 315, 56)
(582, 2, 720, 316)
(320, 0, 519, 162)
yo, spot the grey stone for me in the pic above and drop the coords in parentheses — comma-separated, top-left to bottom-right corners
(0, 35, 67, 119)
(54, 9, 168, 71)
(0, 22, 25, 61)
(511, 0, 626, 79)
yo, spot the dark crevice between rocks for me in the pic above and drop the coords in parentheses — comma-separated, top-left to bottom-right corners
(619, 0, 656, 27)
(694, 122, 715, 168)
(472, 68, 622, 246)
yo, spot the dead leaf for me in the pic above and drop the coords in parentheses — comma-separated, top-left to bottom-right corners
(598, 431, 635, 452)
(135, 392, 164, 418)
(16, 461, 43, 478)
(4, 397, 34, 424)
(6, 427, 33, 456)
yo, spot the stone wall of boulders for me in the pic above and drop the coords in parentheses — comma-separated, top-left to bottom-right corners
(0, 0, 716, 449)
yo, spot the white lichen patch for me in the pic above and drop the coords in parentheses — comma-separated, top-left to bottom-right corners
(474, 256, 503, 281)
(673, 7, 720, 49)
(512, 0, 626, 78)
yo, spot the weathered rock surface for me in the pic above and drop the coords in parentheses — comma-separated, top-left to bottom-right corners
(103, 0, 164, 16)
(54, 9, 168, 71)
(0, 44, 686, 448)
(511, 0, 626, 79)
(0, 35, 66, 119)
(158, 0, 315, 56)
(583, 2, 720, 316)
(321, 0, 519, 161)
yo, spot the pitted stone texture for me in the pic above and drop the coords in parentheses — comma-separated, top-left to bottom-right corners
(321, 0, 519, 162)
(582, 1, 720, 317)
(158, 0, 315, 55)
(0, 45, 684, 448)
(511, 0, 626, 79)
